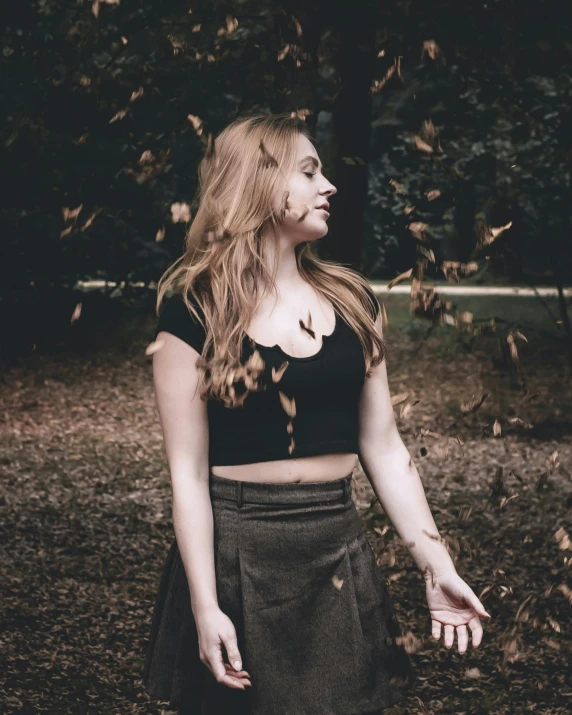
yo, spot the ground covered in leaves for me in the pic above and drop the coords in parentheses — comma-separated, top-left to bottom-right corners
(1, 296, 570, 714)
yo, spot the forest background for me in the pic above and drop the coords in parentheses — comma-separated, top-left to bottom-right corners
(1, 1, 571, 713)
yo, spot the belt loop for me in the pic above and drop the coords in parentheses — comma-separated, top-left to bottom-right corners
(236, 481, 243, 508)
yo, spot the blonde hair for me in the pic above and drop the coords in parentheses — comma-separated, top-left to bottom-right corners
(156, 112, 385, 407)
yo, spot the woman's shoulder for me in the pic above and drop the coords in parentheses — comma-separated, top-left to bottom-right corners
(154, 291, 206, 352)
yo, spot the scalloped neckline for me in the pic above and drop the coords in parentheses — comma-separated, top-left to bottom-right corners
(246, 309, 340, 362)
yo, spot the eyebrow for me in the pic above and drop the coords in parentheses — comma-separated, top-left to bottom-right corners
(299, 156, 322, 169)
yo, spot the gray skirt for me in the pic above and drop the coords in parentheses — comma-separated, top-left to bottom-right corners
(143, 472, 417, 715)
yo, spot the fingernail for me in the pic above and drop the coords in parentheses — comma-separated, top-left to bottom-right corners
(234, 660, 242, 670)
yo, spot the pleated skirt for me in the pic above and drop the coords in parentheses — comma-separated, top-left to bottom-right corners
(142, 472, 417, 714)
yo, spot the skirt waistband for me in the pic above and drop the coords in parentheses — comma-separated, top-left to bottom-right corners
(208, 472, 353, 506)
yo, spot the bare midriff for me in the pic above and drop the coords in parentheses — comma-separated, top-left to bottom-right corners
(210, 452, 358, 484)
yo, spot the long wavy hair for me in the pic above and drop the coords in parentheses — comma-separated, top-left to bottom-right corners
(156, 112, 385, 407)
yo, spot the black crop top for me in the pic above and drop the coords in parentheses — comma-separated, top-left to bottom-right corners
(154, 288, 380, 466)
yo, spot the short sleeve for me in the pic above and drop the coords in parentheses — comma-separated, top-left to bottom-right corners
(154, 294, 207, 353)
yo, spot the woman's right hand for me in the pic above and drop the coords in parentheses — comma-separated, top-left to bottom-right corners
(194, 605, 252, 690)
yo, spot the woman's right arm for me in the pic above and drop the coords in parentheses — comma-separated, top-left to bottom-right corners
(152, 331, 251, 690)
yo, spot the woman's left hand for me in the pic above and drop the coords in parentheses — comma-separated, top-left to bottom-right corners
(424, 568, 492, 654)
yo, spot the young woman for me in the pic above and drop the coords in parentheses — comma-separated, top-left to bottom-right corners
(143, 113, 491, 715)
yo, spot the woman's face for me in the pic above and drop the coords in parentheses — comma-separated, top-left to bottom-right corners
(276, 133, 337, 244)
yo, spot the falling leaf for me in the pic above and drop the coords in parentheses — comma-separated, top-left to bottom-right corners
(70, 303, 82, 325)
(461, 393, 489, 414)
(62, 204, 83, 222)
(277, 44, 291, 61)
(155, 226, 165, 242)
(291, 14, 303, 38)
(187, 114, 204, 136)
(426, 189, 441, 201)
(290, 108, 312, 121)
(170, 202, 191, 223)
(370, 58, 398, 94)
(555, 527, 571, 551)
(422, 39, 442, 61)
(278, 391, 296, 418)
(138, 150, 153, 164)
(413, 135, 433, 153)
(417, 245, 435, 263)
(400, 403, 412, 419)
(109, 108, 129, 124)
(481, 220, 513, 247)
(130, 86, 144, 102)
(271, 361, 289, 383)
(389, 178, 406, 194)
(408, 221, 428, 239)
(299, 312, 316, 339)
(145, 339, 165, 356)
(387, 268, 413, 290)
(332, 575, 344, 591)
(391, 391, 410, 406)
(493, 419, 502, 437)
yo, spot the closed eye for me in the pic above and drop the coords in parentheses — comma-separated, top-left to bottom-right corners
(304, 172, 316, 178)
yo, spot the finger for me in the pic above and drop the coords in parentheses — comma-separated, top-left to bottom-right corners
(431, 620, 442, 641)
(215, 672, 248, 690)
(224, 664, 252, 683)
(456, 625, 468, 654)
(444, 624, 455, 648)
(469, 617, 484, 648)
(221, 630, 243, 672)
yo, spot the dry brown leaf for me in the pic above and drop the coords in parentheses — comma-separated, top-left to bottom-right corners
(109, 108, 128, 124)
(417, 245, 435, 263)
(555, 527, 571, 550)
(288, 436, 295, 455)
(70, 303, 82, 325)
(332, 575, 344, 591)
(187, 114, 204, 136)
(389, 178, 407, 194)
(422, 39, 442, 61)
(391, 391, 410, 406)
(408, 221, 428, 239)
(400, 403, 412, 420)
(278, 391, 296, 418)
(170, 202, 191, 223)
(493, 419, 502, 437)
(387, 269, 413, 290)
(461, 393, 489, 414)
(130, 86, 144, 102)
(271, 361, 289, 383)
(413, 135, 433, 153)
(145, 339, 164, 356)
(481, 220, 513, 247)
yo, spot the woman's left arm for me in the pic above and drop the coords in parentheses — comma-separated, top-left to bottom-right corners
(357, 314, 491, 652)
